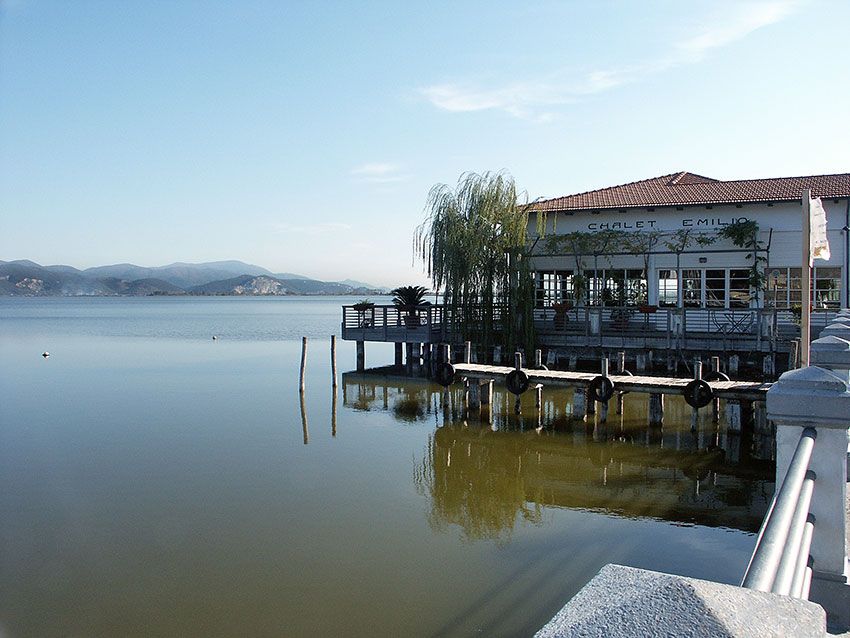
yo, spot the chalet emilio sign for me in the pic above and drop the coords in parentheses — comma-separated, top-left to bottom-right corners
(586, 216, 750, 231)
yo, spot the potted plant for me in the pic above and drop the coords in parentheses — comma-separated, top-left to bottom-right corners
(552, 300, 572, 329)
(391, 285, 429, 328)
(352, 299, 374, 327)
(611, 307, 634, 329)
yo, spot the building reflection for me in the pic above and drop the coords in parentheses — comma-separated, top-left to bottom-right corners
(342, 372, 775, 540)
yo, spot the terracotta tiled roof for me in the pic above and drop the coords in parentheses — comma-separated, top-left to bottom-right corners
(535, 171, 850, 212)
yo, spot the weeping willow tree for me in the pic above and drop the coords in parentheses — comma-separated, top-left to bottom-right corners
(415, 172, 540, 357)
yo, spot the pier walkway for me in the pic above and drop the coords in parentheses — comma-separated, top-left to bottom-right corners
(453, 363, 771, 401)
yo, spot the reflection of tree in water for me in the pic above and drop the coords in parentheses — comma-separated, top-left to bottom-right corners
(392, 388, 428, 423)
(414, 420, 774, 539)
(414, 426, 544, 542)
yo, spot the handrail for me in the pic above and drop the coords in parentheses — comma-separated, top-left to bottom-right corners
(741, 427, 817, 593)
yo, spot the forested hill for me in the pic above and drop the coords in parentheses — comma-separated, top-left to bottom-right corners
(0, 259, 385, 296)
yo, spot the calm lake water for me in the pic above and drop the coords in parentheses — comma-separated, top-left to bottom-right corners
(0, 297, 774, 637)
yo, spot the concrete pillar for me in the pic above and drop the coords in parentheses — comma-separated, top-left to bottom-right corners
(636, 352, 646, 372)
(768, 365, 850, 627)
(727, 400, 742, 433)
(728, 354, 739, 376)
(789, 339, 800, 370)
(468, 381, 481, 410)
(546, 349, 557, 368)
(573, 388, 587, 420)
(394, 342, 404, 367)
(480, 379, 493, 405)
(492, 345, 501, 365)
(648, 393, 663, 426)
(356, 340, 365, 371)
(666, 351, 675, 373)
(568, 354, 577, 371)
(763, 354, 776, 378)
(647, 350, 654, 370)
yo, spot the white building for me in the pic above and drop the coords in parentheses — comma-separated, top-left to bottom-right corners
(529, 172, 849, 312)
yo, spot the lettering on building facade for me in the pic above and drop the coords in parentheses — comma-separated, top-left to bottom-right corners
(586, 217, 749, 231)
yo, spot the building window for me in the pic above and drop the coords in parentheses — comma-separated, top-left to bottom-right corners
(729, 269, 751, 308)
(658, 270, 678, 307)
(536, 270, 574, 307)
(657, 268, 756, 309)
(766, 266, 842, 309)
(683, 269, 703, 308)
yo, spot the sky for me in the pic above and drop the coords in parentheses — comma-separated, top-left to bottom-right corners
(1, 0, 848, 287)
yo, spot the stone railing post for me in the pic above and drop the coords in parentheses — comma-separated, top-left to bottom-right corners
(767, 364, 850, 626)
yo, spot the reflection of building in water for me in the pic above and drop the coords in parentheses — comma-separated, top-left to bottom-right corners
(344, 372, 775, 540)
(415, 423, 773, 541)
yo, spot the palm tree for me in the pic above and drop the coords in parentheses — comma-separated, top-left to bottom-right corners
(391, 285, 429, 327)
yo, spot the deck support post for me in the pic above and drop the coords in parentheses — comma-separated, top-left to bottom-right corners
(405, 342, 413, 374)
(636, 352, 647, 373)
(648, 393, 664, 427)
(568, 354, 577, 371)
(535, 384, 542, 410)
(412, 342, 422, 375)
(423, 344, 432, 377)
(394, 342, 403, 367)
(535, 349, 543, 369)
(356, 340, 365, 372)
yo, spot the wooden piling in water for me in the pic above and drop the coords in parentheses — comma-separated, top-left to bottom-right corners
(711, 356, 721, 423)
(331, 386, 337, 437)
(300, 336, 308, 392)
(616, 351, 625, 415)
(299, 390, 309, 445)
(691, 358, 702, 431)
(599, 357, 609, 423)
(331, 335, 338, 388)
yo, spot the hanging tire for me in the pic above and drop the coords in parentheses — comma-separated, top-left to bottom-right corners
(506, 369, 530, 395)
(436, 362, 456, 387)
(703, 370, 730, 382)
(589, 376, 615, 403)
(684, 379, 713, 408)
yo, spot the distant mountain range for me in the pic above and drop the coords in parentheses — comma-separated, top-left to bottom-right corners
(0, 259, 389, 297)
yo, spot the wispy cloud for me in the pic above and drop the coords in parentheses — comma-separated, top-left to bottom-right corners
(419, 1, 800, 120)
(273, 222, 352, 235)
(350, 162, 410, 184)
(677, 1, 798, 59)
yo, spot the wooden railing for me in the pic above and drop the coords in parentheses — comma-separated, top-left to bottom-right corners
(342, 303, 839, 348)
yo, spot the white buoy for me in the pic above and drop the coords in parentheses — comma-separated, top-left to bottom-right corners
(42, 352, 50, 358)
(212, 335, 218, 341)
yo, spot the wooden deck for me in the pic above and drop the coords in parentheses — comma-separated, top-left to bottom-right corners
(453, 363, 772, 400)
